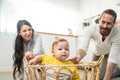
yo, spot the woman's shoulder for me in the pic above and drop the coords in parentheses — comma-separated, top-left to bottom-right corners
(33, 33, 42, 39)
(34, 32, 41, 36)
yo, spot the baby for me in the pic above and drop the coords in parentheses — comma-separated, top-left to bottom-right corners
(28, 38, 80, 80)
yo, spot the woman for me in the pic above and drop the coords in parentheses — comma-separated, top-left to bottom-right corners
(13, 20, 44, 80)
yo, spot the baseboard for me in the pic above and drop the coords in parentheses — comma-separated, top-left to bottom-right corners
(0, 67, 12, 72)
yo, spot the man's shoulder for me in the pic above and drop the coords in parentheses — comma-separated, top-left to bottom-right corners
(112, 27, 120, 35)
(111, 27, 120, 40)
(92, 24, 99, 29)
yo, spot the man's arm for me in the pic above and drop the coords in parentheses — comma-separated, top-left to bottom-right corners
(103, 62, 116, 80)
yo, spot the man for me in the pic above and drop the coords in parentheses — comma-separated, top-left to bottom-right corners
(75, 9, 120, 80)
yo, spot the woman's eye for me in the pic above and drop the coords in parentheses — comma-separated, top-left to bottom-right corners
(28, 28, 32, 31)
(22, 30, 27, 32)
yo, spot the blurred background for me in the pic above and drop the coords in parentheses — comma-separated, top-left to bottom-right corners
(0, 0, 120, 72)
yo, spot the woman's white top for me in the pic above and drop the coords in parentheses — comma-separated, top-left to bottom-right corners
(24, 33, 44, 54)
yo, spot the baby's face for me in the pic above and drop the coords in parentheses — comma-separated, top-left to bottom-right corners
(53, 41, 69, 61)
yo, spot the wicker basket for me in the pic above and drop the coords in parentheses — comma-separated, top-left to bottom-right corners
(24, 55, 104, 80)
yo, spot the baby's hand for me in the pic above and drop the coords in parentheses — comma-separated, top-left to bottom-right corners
(28, 58, 37, 65)
(28, 55, 41, 65)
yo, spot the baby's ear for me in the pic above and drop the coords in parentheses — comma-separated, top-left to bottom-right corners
(51, 52, 55, 55)
(51, 50, 54, 53)
(51, 50, 55, 56)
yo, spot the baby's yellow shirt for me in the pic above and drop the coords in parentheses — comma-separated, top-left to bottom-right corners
(41, 54, 80, 80)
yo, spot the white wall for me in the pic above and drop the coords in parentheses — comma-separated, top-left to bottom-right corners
(0, 33, 15, 70)
(0, 0, 80, 35)
(79, 0, 120, 26)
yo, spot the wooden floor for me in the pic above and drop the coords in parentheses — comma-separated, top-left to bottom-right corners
(0, 71, 120, 80)
(112, 77, 120, 80)
(0, 71, 13, 80)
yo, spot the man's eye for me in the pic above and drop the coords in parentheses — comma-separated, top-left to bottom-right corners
(107, 22, 112, 25)
(102, 21, 105, 24)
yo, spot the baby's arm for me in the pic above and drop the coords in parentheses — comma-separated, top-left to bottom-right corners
(28, 55, 42, 65)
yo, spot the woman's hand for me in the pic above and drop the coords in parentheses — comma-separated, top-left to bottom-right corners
(25, 51, 36, 60)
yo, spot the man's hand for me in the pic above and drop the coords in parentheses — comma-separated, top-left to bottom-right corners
(76, 49, 86, 61)
(68, 49, 85, 64)
(103, 62, 116, 80)
(68, 57, 80, 64)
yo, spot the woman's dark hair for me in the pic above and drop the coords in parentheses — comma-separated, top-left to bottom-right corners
(12, 20, 33, 80)
(100, 9, 117, 24)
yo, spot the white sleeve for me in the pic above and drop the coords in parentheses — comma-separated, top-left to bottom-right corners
(33, 35, 44, 55)
(78, 27, 93, 52)
(117, 53, 120, 69)
(108, 38, 120, 64)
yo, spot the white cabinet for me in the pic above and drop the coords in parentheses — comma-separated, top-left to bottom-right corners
(38, 32, 78, 59)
